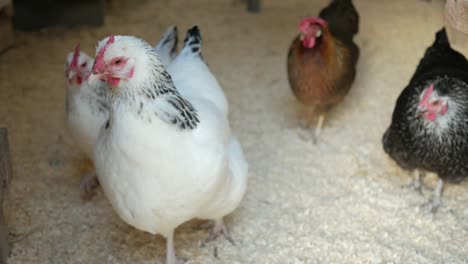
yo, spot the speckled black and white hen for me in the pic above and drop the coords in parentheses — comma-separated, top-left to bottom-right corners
(382, 28, 468, 213)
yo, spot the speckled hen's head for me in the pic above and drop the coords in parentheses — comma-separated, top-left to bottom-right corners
(298, 17, 327, 49)
(65, 44, 93, 86)
(89, 35, 156, 90)
(416, 84, 449, 122)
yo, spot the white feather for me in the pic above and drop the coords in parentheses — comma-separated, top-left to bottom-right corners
(153, 25, 178, 67)
(166, 37, 229, 116)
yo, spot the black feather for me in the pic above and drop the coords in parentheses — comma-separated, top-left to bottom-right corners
(319, 0, 359, 43)
(410, 28, 468, 84)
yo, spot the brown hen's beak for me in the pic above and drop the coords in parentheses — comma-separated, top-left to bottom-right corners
(88, 72, 101, 86)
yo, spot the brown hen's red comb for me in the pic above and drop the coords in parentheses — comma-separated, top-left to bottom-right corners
(93, 35, 115, 73)
(71, 43, 80, 68)
(299, 17, 327, 32)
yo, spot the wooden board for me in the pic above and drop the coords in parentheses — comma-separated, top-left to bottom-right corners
(0, 2, 13, 54)
(247, 0, 260, 13)
(13, 0, 105, 31)
(0, 128, 11, 264)
(0, 129, 12, 195)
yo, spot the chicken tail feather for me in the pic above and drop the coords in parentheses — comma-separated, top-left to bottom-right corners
(180, 25, 203, 59)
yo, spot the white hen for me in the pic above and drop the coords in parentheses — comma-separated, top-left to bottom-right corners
(89, 30, 248, 264)
(65, 44, 108, 200)
(65, 27, 179, 200)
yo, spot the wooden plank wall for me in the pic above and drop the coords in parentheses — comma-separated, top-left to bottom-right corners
(0, 128, 12, 264)
(13, 0, 105, 31)
(0, 0, 13, 54)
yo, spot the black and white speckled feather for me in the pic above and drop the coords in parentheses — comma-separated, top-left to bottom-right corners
(166, 26, 229, 116)
(181, 26, 203, 59)
(107, 37, 199, 130)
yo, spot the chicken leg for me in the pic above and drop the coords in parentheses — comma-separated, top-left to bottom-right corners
(298, 106, 321, 143)
(406, 170, 426, 194)
(315, 114, 325, 139)
(299, 105, 316, 128)
(79, 172, 100, 201)
(426, 179, 444, 214)
(166, 231, 185, 264)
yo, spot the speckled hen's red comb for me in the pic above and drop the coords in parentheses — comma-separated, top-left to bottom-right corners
(423, 84, 434, 101)
(93, 35, 115, 73)
(70, 43, 80, 68)
(419, 83, 434, 107)
(299, 17, 327, 32)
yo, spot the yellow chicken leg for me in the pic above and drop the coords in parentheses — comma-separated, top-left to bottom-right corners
(315, 114, 325, 138)
(299, 105, 316, 128)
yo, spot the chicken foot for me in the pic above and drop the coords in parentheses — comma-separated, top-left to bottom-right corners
(79, 172, 100, 201)
(202, 218, 235, 246)
(422, 179, 444, 214)
(405, 170, 426, 194)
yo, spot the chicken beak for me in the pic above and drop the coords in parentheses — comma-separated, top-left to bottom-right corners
(68, 71, 77, 80)
(88, 73, 101, 86)
(415, 108, 426, 118)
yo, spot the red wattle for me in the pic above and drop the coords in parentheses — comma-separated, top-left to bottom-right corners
(108, 76, 120, 87)
(425, 112, 437, 121)
(302, 37, 316, 49)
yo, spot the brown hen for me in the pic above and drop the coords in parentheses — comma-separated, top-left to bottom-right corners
(287, 0, 359, 139)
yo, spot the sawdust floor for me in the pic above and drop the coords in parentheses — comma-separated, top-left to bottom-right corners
(1, 0, 467, 263)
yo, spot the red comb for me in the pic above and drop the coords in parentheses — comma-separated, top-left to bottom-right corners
(70, 43, 80, 68)
(93, 35, 115, 73)
(420, 84, 434, 106)
(299, 17, 327, 32)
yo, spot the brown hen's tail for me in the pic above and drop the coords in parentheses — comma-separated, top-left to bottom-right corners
(319, 0, 359, 43)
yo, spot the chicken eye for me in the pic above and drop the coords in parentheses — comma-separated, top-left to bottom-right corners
(316, 29, 323, 37)
(81, 62, 87, 68)
(431, 100, 441, 106)
(114, 59, 122, 65)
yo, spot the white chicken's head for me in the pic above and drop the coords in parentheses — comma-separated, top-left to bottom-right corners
(298, 17, 327, 49)
(65, 44, 93, 86)
(89, 35, 155, 90)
